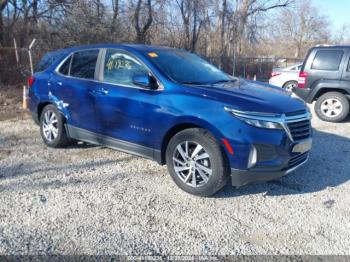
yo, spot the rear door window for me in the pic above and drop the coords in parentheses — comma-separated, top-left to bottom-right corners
(58, 55, 72, 75)
(70, 49, 99, 79)
(311, 50, 344, 71)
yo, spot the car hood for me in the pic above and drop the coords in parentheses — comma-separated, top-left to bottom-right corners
(184, 79, 306, 114)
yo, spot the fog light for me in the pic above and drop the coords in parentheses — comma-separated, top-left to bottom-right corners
(248, 146, 257, 168)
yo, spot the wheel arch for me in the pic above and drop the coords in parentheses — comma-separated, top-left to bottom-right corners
(37, 101, 69, 128)
(37, 102, 52, 119)
(314, 88, 349, 100)
(37, 94, 71, 121)
(159, 118, 226, 165)
(283, 80, 297, 87)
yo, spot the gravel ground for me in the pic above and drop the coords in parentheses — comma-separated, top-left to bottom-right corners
(0, 105, 349, 255)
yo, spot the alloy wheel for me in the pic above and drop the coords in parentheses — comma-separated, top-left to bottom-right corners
(42, 110, 59, 142)
(172, 141, 212, 188)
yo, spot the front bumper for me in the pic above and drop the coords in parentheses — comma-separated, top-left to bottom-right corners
(231, 151, 309, 187)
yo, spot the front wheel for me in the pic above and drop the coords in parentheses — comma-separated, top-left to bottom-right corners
(165, 128, 229, 196)
(315, 92, 349, 122)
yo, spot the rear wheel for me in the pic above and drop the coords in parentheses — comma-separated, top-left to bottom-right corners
(40, 104, 72, 147)
(165, 128, 229, 196)
(315, 92, 349, 122)
(283, 81, 297, 92)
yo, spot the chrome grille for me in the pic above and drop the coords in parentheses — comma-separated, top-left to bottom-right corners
(287, 119, 311, 141)
(283, 111, 312, 141)
(285, 109, 307, 117)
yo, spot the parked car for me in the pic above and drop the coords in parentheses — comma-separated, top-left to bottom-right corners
(28, 44, 312, 196)
(294, 45, 350, 122)
(269, 63, 302, 92)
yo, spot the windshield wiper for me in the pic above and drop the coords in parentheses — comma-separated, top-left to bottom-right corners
(181, 81, 208, 85)
(210, 79, 237, 85)
(181, 79, 237, 86)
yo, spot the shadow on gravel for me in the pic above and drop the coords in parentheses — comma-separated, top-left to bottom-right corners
(0, 156, 133, 180)
(216, 129, 350, 198)
(65, 141, 99, 149)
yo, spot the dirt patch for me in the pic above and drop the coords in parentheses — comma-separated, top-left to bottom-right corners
(0, 85, 30, 121)
(0, 149, 12, 160)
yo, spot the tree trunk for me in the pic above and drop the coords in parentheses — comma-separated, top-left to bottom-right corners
(191, 1, 197, 52)
(178, 0, 191, 50)
(294, 45, 300, 59)
(0, 9, 3, 46)
(0, 0, 8, 46)
(32, 0, 38, 24)
(134, 0, 153, 43)
(111, 0, 119, 40)
(220, 0, 227, 68)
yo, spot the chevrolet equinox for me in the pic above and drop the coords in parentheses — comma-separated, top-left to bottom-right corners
(28, 44, 312, 196)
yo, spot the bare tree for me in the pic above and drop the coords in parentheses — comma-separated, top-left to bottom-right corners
(271, 0, 330, 58)
(0, 0, 341, 86)
(111, 0, 119, 38)
(134, 0, 153, 43)
(175, 0, 208, 51)
(219, 0, 227, 67)
(0, 0, 9, 46)
(230, 0, 293, 56)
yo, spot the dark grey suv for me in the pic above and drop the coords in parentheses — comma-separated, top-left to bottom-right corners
(294, 45, 350, 122)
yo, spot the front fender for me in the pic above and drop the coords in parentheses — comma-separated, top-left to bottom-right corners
(169, 115, 225, 141)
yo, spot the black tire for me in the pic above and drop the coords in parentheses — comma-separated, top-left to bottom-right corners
(315, 92, 349, 122)
(283, 81, 297, 92)
(165, 128, 229, 197)
(40, 104, 72, 148)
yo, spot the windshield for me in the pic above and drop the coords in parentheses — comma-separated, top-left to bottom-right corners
(143, 49, 233, 85)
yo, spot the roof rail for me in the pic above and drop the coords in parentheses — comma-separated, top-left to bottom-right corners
(314, 44, 335, 47)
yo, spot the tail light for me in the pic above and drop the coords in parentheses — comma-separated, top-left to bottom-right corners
(298, 71, 308, 88)
(270, 71, 281, 78)
(28, 76, 35, 87)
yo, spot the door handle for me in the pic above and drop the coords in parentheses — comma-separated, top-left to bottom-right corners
(90, 88, 109, 95)
(100, 88, 109, 95)
(48, 81, 62, 86)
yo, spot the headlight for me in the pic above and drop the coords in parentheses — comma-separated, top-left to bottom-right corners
(239, 118, 282, 129)
(224, 107, 283, 130)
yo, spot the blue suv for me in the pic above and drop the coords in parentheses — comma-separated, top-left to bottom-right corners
(28, 44, 312, 196)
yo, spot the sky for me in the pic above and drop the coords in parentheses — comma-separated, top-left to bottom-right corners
(313, 0, 350, 31)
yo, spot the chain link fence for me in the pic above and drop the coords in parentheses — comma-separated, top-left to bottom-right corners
(208, 55, 303, 82)
(0, 46, 49, 86)
(0, 47, 28, 86)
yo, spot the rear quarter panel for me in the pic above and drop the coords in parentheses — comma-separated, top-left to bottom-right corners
(28, 72, 51, 116)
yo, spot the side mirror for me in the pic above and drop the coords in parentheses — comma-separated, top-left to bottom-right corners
(132, 74, 158, 90)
